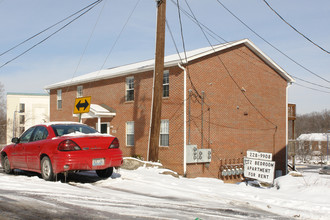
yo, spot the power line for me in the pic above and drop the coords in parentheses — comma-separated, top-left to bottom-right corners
(169, 0, 330, 92)
(175, 0, 206, 105)
(294, 83, 330, 94)
(88, 0, 141, 89)
(179, 0, 278, 129)
(293, 76, 330, 90)
(215, 0, 330, 84)
(65, 0, 107, 93)
(262, 0, 330, 54)
(0, 0, 102, 57)
(0, 0, 103, 69)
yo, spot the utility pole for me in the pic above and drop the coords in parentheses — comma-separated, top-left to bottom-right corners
(148, 0, 166, 162)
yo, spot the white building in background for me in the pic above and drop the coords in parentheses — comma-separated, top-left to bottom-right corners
(6, 93, 49, 144)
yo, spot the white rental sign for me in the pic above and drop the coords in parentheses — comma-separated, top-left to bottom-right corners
(244, 151, 275, 184)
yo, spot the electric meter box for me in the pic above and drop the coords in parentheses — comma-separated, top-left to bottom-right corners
(186, 145, 212, 164)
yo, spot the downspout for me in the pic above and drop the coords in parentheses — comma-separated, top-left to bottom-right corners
(178, 63, 187, 176)
(285, 82, 292, 175)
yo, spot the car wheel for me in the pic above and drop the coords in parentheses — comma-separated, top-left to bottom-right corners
(3, 156, 13, 174)
(96, 167, 113, 179)
(41, 157, 54, 181)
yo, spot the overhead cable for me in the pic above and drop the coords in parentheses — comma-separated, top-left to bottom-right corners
(66, 0, 107, 93)
(175, 0, 206, 105)
(169, 0, 330, 92)
(263, 0, 330, 54)
(215, 0, 330, 84)
(183, 0, 277, 129)
(0, 0, 103, 69)
(0, 0, 102, 57)
(294, 83, 330, 94)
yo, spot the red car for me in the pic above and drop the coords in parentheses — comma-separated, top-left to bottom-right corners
(0, 122, 123, 181)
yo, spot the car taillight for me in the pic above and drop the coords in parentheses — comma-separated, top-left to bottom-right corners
(109, 138, 119, 149)
(58, 140, 81, 151)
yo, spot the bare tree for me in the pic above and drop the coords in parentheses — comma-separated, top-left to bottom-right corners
(0, 82, 6, 145)
(295, 110, 330, 137)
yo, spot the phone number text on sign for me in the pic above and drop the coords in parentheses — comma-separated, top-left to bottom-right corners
(247, 150, 272, 161)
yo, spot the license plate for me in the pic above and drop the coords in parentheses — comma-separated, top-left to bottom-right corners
(92, 158, 105, 166)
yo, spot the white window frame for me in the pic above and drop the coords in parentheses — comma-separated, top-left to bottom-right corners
(77, 85, 83, 98)
(160, 119, 169, 147)
(125, 76, 134, 101)
(57, 89, 62, 110)
(126, 121, 134, 146)
(163, 70, 169, 98)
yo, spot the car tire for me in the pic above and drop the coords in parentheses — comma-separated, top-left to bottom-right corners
(96, 167, 113, 179)
(3, 156, 13, 174)
(41, 156, 54, 181)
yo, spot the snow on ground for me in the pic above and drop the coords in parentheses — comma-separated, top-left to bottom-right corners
(0, 161, 330, 219)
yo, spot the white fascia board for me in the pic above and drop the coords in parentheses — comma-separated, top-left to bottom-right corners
(45, 39, 294, 90)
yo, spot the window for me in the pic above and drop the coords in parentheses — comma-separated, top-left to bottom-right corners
(57, 89, 62, 109)
(51, 124, 97, 137)
(160, 119, 169, 146)
(19, 103, 25, 113)
(77, 85, 83, 98)
(126, 77, 134, 101)
(163, 70, 169, 97)
(31, 126, 48, 142)
(19, 115, 25, 124)
(19, 127, 35, 143)
(126, 121, 134, 146)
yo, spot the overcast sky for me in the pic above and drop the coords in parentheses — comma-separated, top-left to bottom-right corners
(0, 0, 329, 114)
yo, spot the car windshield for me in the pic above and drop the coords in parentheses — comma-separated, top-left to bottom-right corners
(51, 124, 98, 137)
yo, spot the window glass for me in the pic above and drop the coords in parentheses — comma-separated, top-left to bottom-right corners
(19, 103, 25, 113)
(126, 77, 134, 101)
(57, 89, 62, 109)
(51, 124, 98, 137)
(126, 121, 134, 146)
(31, 126, 48, 142)
(19, 127, 35, 143)
(77, 86, 83, 98)
(163, 71, 169, 98)
(160, 120, 169, 146)
(19, 115, 25, 124)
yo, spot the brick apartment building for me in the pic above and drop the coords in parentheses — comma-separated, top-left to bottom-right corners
(45, 39, 294, 181)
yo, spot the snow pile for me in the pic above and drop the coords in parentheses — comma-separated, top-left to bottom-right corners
(0, 162, 330, 219)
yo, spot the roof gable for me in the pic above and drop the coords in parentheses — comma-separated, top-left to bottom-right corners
(44, 39, 293, 90)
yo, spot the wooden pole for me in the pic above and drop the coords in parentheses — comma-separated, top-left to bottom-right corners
(148, 0, 166, 162)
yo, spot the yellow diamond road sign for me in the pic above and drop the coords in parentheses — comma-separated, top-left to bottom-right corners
(74, 96, 91, 114)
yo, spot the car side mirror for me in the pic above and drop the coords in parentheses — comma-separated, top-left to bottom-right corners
(12, 137, 20, 144)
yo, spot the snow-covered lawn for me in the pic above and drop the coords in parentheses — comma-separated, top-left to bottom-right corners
(0, 161, 330, 219)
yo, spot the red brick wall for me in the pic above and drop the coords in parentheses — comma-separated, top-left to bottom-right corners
(49, 44, 288, 181)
